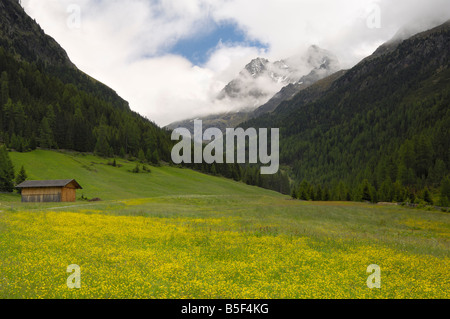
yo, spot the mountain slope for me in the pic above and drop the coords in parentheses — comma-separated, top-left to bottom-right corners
(0, 0, 73, 68)
(252, 63, 345, 118)
(0, 0, 172, 161)
(243, 21, 450, 201)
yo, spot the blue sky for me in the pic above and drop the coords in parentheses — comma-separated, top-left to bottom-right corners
(170, 21, 268, 66)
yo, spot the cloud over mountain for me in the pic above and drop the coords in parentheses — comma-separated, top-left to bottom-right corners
(21, 0, 450, 126)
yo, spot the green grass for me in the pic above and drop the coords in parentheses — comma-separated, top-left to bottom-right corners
(0, 150, 449, 299)
(6, 150, 279, 201)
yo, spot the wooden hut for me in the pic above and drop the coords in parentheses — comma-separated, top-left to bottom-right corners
(16, 180, 83, 203)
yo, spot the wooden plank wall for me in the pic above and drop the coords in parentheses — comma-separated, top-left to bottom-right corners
(22, 187, 62, 203)
(61, 188, 76, 202)
(21, 186, 78, 203)
(22, 187, 62, 195)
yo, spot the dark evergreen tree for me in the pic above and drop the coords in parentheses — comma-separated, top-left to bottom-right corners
(439, 177, 450, 207)
(94, 124, 111, 158)
(414, 136, 433, 179)
(38, 117, 56, 149)
(15, 165, 27, 193)
(151, 150, 160, 165)
(131, 163, 141, 173)
(379, 177, 394, 202)
(0, 145, 14, 192)
(298, 181, 310, 200)
(291, 187, 298, 199)
(336, 181, 348, 201)
(360, 179, 373, 202)
(0, 71, 9, 107)
(138, 149, 146, 163)
(323, 186, 330, 201)
(315, 185, 323, 201)
(119, 147, 126, 159)
(423, 188, 433, 205)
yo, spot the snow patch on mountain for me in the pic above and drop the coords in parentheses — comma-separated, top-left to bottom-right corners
(215, 45, 340, 112)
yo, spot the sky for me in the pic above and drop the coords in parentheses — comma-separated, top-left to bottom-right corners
(21, 0, 450, 127)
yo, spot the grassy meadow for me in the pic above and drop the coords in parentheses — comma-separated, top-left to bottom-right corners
(0, 150, 449, 299)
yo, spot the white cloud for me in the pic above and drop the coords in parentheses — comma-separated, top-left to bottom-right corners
(21, 0, 450, 126)
(107, 55, 218, 125)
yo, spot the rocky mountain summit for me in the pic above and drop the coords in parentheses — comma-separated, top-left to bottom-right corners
(167, 45, 340, 132)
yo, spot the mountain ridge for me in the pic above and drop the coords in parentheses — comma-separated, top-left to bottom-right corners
(0, 0, 74, 68)
(167, 45, 340, 133)
(241, 20, 450, 202)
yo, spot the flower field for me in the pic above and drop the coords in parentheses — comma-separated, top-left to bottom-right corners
(0, 194, 448, 299)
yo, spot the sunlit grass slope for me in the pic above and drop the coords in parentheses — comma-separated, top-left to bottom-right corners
(5, 150, 279, 201)
(0, 150, 448, 299)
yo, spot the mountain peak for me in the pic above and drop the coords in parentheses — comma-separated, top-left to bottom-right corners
(168, 45, 341, 132)
(217, 45, 339, 107)
(244, 58, 270, 78)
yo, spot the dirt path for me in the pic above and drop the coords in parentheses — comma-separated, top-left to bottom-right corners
(46, 203, 103, 210)
(0, 200, 106, 212)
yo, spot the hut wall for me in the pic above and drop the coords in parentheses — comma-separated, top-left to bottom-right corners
(21, 187, 62, 203)
(61, 187, 76, 202)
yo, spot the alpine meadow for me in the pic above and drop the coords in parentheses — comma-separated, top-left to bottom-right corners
(0, 0, 449, 302)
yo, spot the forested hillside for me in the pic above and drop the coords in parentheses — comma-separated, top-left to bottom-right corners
(0, 0, 172, 162)
(0, 0, 292, 196)
(243, 21, 450, 206)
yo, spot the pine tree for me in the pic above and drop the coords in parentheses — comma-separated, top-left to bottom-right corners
(145, 148, 152, 163)
(323, 186, 330, 201)
(0, 145, 15, 192)
(131, 163, 141, 173)
(46, 105, 56, 133)
(298, 181, 310, 200)
(0, 71, 9, 107)
(38, 117, 56, 149)
(393, 181, 406, 203)
(309, 185, 315, 201)
(151, 150, 160, 165)
(73, 108, 89, 152)
(138, 149, 146, 163)
(414, 135, 433, 179)
(336, 181, 348, 201)
(232, 163, 241, 181)
(346, 190, 352, 202)
(315, 185, 323, 201)
(360, 179, 373, 202)
(291, 187, 298, 199)
(428, 159, 446, 186)
(94, 124, 111, 157)
(119, 147, 126, 159)
(15, 165, 27, 194)
(29, 134, 37, 150)
(211, 164, 217, 176)
(423, 187, 433, 205)
(439, 177, 450, 207)
(379, 177, 394, 202)
(280, 173, 291, 195)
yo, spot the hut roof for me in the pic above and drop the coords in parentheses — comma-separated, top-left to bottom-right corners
(16, 179, 83, 189)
